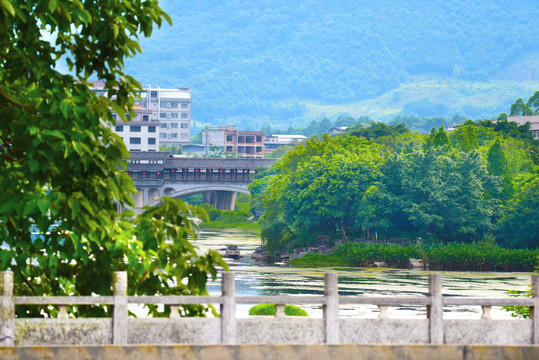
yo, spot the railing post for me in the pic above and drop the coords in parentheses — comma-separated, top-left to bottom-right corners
(169, 305, 180, 319)
(481, 306, 492, 320)
(112, 271, 128, 345)
(0, 271, 14, 346)
(324, 272, 339, 344)
(275, 304, 285, 318)
(220, 272, 236, 344)
(532, 274, 539, 344)
(427, 273, 443, 344)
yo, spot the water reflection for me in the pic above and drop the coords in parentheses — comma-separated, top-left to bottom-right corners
(194, 229, 531, 319)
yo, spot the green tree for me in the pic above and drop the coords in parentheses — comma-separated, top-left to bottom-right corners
(453, 124, 479, 152)
(381, 148, 496, 241)
(487, 140, 513, 200)
(0, 0, 227, 316)
(498, 176, 539, 248)
(432, 126, 451, 148)
(348, 121, 410, 140)
(261, 135, 384, 249)
(527, 91, 539, 114)
(510, 98, 533, 116)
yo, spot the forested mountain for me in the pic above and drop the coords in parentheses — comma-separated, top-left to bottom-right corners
(125, 0, 539, 130)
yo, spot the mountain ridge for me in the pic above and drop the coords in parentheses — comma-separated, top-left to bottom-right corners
(125, 0, 539, 129)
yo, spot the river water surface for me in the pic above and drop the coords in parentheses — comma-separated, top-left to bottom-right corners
(193, 228, 532, 319)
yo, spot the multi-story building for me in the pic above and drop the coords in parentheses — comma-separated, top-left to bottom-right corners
(89, 82, 191, 151)
(114, 109, 159, 151)
(235, 131, 265, 158)
(202, 126, 265, 158)
(141, 86, 191, 148)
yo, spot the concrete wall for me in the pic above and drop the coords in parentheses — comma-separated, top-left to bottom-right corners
(0, 344, 538, 360)
(12, 317, 534, 346)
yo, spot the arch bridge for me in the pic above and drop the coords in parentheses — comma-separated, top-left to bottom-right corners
(126, 152, 276, 210)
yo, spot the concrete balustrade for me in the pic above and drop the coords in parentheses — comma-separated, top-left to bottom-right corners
(1, 271, 539, 346)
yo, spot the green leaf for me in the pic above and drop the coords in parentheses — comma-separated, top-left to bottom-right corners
(37, 198, 50, 217)
(1, 0, 15, 17)
(48, 0, 57, 12)
(28, 159, 39, 172)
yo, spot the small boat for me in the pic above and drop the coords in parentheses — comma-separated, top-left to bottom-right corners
(225, 245, 240, 259)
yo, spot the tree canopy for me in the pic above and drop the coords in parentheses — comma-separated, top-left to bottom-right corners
(0, 0, 227, 317)
(256, 100, 539, 254)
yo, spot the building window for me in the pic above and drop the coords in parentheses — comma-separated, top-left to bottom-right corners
(181, 103, 188, 108)
(115, 125, 123, 132)
(131, 126, 141, 132)
(160, 112, 167, 118)
(170, 123, 178, 128)
(148, 138, 156, 145)
(181, 123, 189, 129)
(226, 135, 233, 141)
(170, 112, 178, 118)
(170, 133, 178, 139)
(256, 136, 262, 142)
(130, 137, 141, 144)
(181, 133, 189, 139)
(226, 146, 233, 152)
(160, 133, 167, 139)
(160, 102, 168, 108)
(181, 112, 188, 119)
(148, 126, 156, 133)
(112, 114, 117, 120)
(160, 123, 167, 129)
(142, 115, 149, 121)
(151, 91, 158, 97)
(256, 146, 262, 153)
(170, 102, 178, 108)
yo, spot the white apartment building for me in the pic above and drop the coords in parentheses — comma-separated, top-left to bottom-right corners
(89, 82, 192, 151)
(114, 110, 159, 152)
(139, 86, 191, 148)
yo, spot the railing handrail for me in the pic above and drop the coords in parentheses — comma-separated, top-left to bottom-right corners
(11, 294, 536, 307)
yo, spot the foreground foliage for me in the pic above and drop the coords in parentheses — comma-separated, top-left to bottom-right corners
(0, 1, 227, 317)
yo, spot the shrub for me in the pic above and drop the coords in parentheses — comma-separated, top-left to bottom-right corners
(249, 304, 308, 316)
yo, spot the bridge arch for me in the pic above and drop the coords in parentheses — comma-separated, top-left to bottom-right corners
(146, 184, 250, 210)
(148, 188, 160, 203)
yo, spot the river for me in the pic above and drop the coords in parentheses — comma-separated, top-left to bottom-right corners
(192, 228, 532, 319)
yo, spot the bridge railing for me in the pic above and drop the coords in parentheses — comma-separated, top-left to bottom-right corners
(128, 170, 255, 182)
(1, 271, 538, 345)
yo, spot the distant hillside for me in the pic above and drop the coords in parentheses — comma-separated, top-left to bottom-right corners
(125, 0, 539, 129)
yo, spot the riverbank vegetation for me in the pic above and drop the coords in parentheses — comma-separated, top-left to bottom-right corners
(253, 95, 539, 264)
(290, 242, 539, 272)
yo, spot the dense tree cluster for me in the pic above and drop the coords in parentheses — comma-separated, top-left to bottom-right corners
(254, 114, 539, 255)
